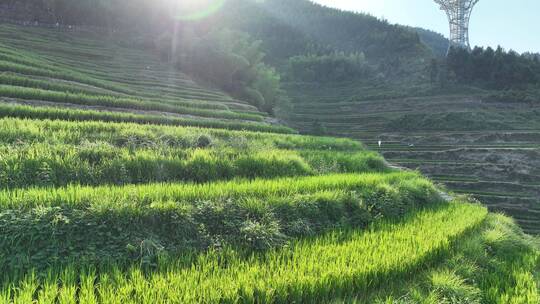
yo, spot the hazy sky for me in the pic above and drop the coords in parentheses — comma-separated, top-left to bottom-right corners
(312, 0, 540, 53)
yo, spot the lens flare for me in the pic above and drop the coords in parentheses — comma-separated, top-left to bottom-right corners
(174, 0, 226, 21)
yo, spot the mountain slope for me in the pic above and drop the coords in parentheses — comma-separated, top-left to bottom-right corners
(286, 81, 540, 234)
(0, 24, 295, 133)
(412, 26, 449, 57)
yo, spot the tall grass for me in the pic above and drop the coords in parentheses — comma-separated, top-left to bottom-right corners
(0, 202, 488, 303)
(0, 116, 384, 188)
(0, 117, 358, 150)
(0, 172, 429, 210)
(0, 51, 55, 70)
(0, 145, 384, 188)
(0, 72, 231, 110)
(0, 104, 295, 134)
(476, 215, 540, 303)
(0, 117, 383, 186)
(0, 172, 442, 274)
(369, 213, 539, 304)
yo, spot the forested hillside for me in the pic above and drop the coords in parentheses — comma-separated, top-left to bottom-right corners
(412, 26, 449, 58)
(219, 0, 430, 61)
(1, 0, 431, 61)
(0, 0, 445, 116)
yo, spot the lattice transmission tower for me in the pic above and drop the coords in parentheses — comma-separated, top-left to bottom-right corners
(434, 0, 480, 51)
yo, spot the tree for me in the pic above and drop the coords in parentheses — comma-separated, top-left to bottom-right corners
(429, 59, 439, 86)
(446, 45, 540, 90)
(157, 28, 283, 112)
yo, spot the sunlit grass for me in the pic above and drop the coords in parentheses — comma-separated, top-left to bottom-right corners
(0, 202, 487, 303)
(0, 104, 294, 133)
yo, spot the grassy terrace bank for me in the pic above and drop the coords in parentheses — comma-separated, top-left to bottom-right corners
(0, 85, 263, 121)
(0, 170, 442, 276)
(0, 104, 295, 134)
(0, 117, 355, 152)
(0, 144, 385, 187)
(336, 213, 539, 303)
(0, 202, 487, 303)
(0, 118, 383, 188)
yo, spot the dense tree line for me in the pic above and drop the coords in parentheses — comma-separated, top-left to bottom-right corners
(411, 27, 449, 58)
(447, 46, 540, 89)
(287, 52, 372, 82)
(523, 52, 540, 61)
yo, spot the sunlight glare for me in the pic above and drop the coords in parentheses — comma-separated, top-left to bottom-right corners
(174, 0, 226, 21)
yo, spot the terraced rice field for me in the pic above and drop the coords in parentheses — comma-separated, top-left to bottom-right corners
(0, 24, 289, 133)
(0, 23, 448, 303)
(287, 81, 540, 234)
(0, 90, 463, 302)
(1, 202, 487, 303)
(0, 23, 537, 303)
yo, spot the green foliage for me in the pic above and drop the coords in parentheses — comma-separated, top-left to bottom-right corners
(428, 270, 482, 303)
(238, 0, 427, 61)
(412, 26, 449, 58)
(301, 150, 387, 175)
(5, 0, 430, 63)
(2, 0, 170, 30)
(0, 72, 124, 97)
(0, 60, 135, 95)
(288, 52, 371, 82)
(447, 46, 540, 90)
(0, 172, 428, 210)
(161, 28, 283, 112)
(0, 117, 358, 152)
(2, 5, 537, 304)
(0, 144, 314, 187)
(0, 25, 277, 129)
(0, 117, 386, 188)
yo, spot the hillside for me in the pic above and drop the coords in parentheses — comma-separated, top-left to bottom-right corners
(286, 81, 540, 235)
(215, 0, 432, 62)
(219, 1, 540, 236)
(412, 26, 449, 58)
(0, 24, 294, 133)
(0, 3, 539, 304)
